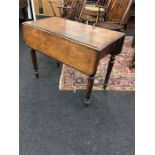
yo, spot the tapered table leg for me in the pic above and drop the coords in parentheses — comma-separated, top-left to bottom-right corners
(103, 54, 116, 89)
(30, 49, 39, 78)
(84, 74, 95, 106)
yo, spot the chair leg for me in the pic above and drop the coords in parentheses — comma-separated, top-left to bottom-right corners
(103, 54, 116, 89)
(30, 49, 39, 78)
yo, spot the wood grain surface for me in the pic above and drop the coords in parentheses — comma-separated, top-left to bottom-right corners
(23, 17, 124, 51)
(23, 17, 125, 75)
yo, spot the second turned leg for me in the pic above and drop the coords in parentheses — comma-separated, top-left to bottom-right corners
(30, 49, 39, 78)
(103, 54, 116, 89)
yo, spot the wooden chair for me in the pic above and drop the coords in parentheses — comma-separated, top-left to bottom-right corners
(96, 0, 133, 31)
(48, 0, 86, 21)
(66, 0, 87, 21)
(96, 0, 110, 7)
(80, 0, 111, 24)
(48, 0, 73, 17)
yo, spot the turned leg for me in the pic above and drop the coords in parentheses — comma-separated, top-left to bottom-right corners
(103, 54, 116, 89)
(103, 36, 125, 89)
(30, 49, 39, 78)
(84, 74, 95, 106)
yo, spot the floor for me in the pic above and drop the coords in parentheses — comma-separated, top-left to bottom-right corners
(19, 18, 135, 155)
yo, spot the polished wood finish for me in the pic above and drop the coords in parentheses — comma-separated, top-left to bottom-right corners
(23, 23, 98, 75)
(23, 17, 124, 75)
(23, 17, 125, 104)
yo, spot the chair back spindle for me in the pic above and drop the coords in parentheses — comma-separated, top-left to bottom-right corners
(49, 0, 86, 21)
(96, 0, 111, 8)
(66, 0, 86, 21)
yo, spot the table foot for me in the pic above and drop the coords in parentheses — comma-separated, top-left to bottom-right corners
(31, 49, 39, 78)
(34, 70, 39, 78)
(103, 83, 108, 89)
(84, 98, 91, 107)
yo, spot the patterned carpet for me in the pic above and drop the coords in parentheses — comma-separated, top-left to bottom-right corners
(59, 36, 135, 91)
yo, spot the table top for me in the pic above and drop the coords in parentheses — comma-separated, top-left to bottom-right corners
(23, 17, 125, 51)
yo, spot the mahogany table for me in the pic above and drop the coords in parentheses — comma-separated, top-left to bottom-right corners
(22, 17, 125, 106)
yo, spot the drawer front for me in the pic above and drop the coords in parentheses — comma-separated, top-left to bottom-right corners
(23, 25, 98, 75)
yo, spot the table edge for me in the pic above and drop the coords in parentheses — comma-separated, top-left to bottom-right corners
(23, 21, 125, 52)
